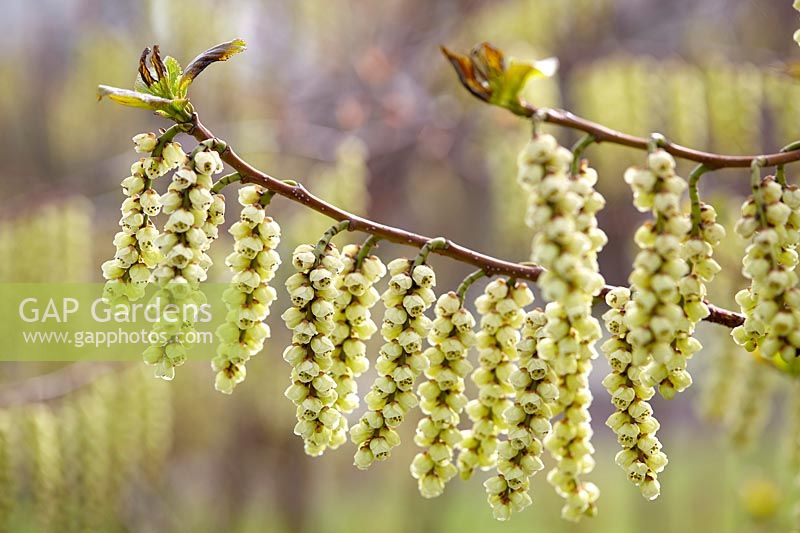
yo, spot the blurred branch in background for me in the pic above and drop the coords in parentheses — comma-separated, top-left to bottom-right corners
(0, 362, 125, 408)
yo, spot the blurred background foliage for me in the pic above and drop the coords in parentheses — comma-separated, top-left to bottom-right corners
(2, 0, 800, 531)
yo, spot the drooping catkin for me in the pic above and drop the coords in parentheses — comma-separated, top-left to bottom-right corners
(99, 370, 144, 513)
(143, 148, 225, 380)
(732, 176, 800, 369)
(330, 244, 386, 415)
(516, 134, 605, 521)
(681, 204, 725, 325)
(411, 292, 475, 498)
(601, 288, 666, 500)
(0, 414, 13, 532)
(214, 185, 280, 393)
(282, 242, 347, 456)
(484, 308, 558, 520)
(457, 280, 531, 479)
(698, 334, 744, 423)
(28, 406, 63, 532)
(784, 381, 800, 527)
(727, 355, 774, 450)
(785, 383, 800, 472)
(76, 391, 113, 532)
(101, 132, 186, 300)
(100, 150, 164, 303)
(624, 150, 695, 399)
(350, 258, 436, 468)
(58, 402, 82, 533)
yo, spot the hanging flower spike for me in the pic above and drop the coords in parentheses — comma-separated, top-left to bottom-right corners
(601, 288, 666, 500)
(101, 132, 186, 303)
(485, 308, 557, 520)
(411, 291, 475, 498)
(732, 171, 800, 371)
(623, 149, 693, 399)
(726, 355, 774, 449)
(350, 256, 437, 469)
(213, 185, 279, 394)
(282, 239, 346, 456)
(328, 243, 386, 438)
(516, 133, 605, 522)
(457, 279, 532, 479)
(681, 202, 725, 324)
(784, 382, 800, 526)
(142, 147, 223, 380)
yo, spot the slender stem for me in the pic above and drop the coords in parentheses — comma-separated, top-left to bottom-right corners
(413, 237, 448, 267)
(781, 140, 800, 153)
(187, 115, 745, 329)
(355, 234, 381, 268)
(777, 165, 787, 186)
(493, 102, 800, 169)
(314, 220, 351, 261)
(531, 108, 549, 136)
(457, 269, 487, 302)
(688, 164, 710, 235)
(570, 134, 596, 176)
(775, 141, 798, 186)
(260, 190, 275, 207)
(647, 133, 666, 153)
(751, 158, 767, 226)
(152, 123, 191, 158)
(212, 172, 241, 194)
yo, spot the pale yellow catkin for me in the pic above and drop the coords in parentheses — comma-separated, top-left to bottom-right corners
(139, 371, 173, 482)
(28, 406, 63, 532)
(697, 333, 744, 424)
(0, 414, 13, 533)
(727, 356, 774, 450)
(76, 391, 112, 532)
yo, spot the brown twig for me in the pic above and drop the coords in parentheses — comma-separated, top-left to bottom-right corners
(507, 104, 800, 170)
(187, 114, 744, 328)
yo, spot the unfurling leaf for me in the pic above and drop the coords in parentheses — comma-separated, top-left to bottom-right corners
(99, 40, 244, 123)
(135, 46, 185, 99)
(441, 45, 491, 102)
(97, 85, 174, 109)
(441, 42, 558, 114)
(96, 85, 193, 122)
(180, 39, 247, 93)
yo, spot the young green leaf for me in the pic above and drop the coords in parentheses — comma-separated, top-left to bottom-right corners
(96, 85, 193, 122)
(97, 85, 174, 110)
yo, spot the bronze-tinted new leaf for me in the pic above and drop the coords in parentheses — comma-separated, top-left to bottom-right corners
(138, 47, 155, 88)
(442, 42, 558, 114)
(150, 45, 167, 81)
(180, 39, 247, 93)
(440, 45, 491, 102)
(469, 42, 505, 88)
